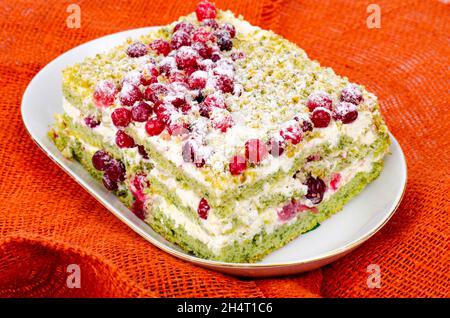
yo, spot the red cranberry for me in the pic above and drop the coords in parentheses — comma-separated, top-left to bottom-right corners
(197, 198, 210, 220)
(145, 117, 165, 136)
(119, 82, 143, 106)
(173, 21, 195, 34)
(154, 102, 173, 123)
(104, 159, 126, 182)
(131, 101, 152, 122)
(277, 200, 298, 221)
(84, 116, 100, 128)
(149, 39, 171, 56)
(171, 30, 191, 49)
(140, 64, 159, 85)
(280, 122, 303, 145)
(221, 23, 236, 38)
(215, 74, 234, 93)
(126, 42, 147, 58)
(201, 19, 219, 29)
(102, 174, 118, 191)
(144, 83, 168, 103)
(229, 155, 246, 175)
(131, 200, 146, 220)
(268, 137, 285, 157)
(310, 107, 332, 128)
(121, 70, 143, 87)
(307, 91, 333, 111)
(175, 46, 199, 70)
(305, 176, 326, 204)
(193, 27, 213, 43)
(92, 150, 112, 171)
(111, 107, 132, 127)
(159, 56, 177, 76)
(137, 145, 149, 159)
(196, 1, 217, 21)
(192, 41, 212, 59)
(188, 70, 207, 89)
(115, 130, 135, 148)
(93, 80, 117, 108)
(330, 173, 341, 191)
(333, 102, 358, 124)
(215, 30, 233, 51)
(341, 84, 363, 105)
(245, 139, 268, 164)
(130, 173, 149, 201)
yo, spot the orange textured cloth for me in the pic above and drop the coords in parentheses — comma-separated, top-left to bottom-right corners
(0, 0, 449, 298)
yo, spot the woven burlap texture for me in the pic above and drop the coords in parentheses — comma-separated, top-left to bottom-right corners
(0, 0, 448, 298)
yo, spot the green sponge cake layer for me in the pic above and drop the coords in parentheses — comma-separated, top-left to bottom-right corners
(50, 3, 391, 262)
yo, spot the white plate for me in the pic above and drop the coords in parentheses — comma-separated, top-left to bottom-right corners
(21, 27, 407, 277)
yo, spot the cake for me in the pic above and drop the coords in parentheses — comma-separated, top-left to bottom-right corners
(49, 1, 390, 263)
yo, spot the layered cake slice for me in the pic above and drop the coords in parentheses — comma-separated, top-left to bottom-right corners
(50, 1, 390, 262)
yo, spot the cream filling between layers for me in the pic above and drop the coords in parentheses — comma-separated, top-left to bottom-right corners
(63, 98, 380, 254)
(148, 154, 377, 254)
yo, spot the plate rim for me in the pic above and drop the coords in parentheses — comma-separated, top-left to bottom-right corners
(20, 27, 408, 272)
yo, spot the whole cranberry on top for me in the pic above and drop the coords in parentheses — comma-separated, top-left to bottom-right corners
(171, 30, 192, 49)
(306, 91, 333, 111)
(193, 27, 213, 43)
(333, 102, 358, 124)
(175, 46, 199, 70)
(145, 117, 166, 136)
(340, 84, 363, 105)
(310, 107, 331, 128)
(201, 19, 219, 30)
(93, 80, 117, 108)
(196, 1, 217, 21)
(173, 21, 195, 34)
(126, 42, 147, 58)
(111, 107, 132, 127)
(131, 101, 152, 122)
(149, 39, 171, 56)
(119, 82, 143, 107)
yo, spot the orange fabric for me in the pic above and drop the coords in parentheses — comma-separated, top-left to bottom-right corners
(0, 0, 449, 298)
